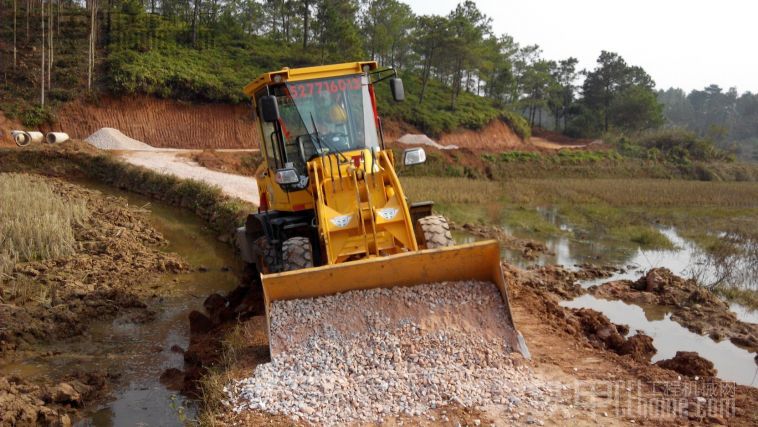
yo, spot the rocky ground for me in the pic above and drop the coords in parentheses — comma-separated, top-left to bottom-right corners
(0, 175, 189, 425)
(226, 281, 555, 425)
(197, 262, 757, 426)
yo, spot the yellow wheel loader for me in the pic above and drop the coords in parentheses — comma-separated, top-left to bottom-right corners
(235, 61, 529, 358)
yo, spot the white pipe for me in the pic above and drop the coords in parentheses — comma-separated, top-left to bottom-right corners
(46, 132, 70, 144)
(26, 131, 44, 144)
(11, 131, 30, 147)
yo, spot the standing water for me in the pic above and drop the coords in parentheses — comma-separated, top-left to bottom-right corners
(0, 183, 241, 426)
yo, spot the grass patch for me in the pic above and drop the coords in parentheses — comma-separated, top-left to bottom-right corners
(0, 173, 88, 275)
(714, 287, 758, 311)
(501, 207, 562, 235)
(610, 225, 674, 249)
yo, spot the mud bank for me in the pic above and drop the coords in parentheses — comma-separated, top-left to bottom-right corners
(0, 175, 188, 357)
(0, 175, 194, 424)
(590, 268, 758, 352)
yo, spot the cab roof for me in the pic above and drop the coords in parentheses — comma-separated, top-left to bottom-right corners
(243, 61, 378, 98)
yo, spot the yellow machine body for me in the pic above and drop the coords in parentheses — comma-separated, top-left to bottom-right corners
(244, 61, 528, 358)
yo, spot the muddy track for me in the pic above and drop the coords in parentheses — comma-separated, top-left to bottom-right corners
(0, 175, 189, 423)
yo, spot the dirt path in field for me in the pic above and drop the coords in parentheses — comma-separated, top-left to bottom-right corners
(118, 150, 260, 205)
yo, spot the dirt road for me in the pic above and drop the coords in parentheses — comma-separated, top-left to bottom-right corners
(119, 150, 260, 205)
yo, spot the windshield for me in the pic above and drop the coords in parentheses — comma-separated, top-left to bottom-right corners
(268, 75, 380, 172)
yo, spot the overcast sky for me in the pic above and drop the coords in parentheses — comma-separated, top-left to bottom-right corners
(405, 0, 758, 94)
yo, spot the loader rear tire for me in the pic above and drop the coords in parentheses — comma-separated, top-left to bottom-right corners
(282, 237, 313, 272)
(253, 237, 278, 273)
(416, 215, 455, 249)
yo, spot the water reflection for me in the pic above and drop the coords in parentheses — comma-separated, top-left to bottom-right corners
(561, 295, 757, 386)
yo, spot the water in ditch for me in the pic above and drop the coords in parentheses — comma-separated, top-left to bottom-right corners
(454, 206, 756, 385)
(0, 182, 241, 426)
(561, 295, 757, 387)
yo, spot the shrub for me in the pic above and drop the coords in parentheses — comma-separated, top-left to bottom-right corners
(500, 111, 531, 140)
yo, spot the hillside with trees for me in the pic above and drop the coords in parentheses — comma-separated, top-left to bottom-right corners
(0, 0, 755, 161)
(658, 86, 758, 161)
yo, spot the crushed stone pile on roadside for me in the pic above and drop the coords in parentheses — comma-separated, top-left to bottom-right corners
(85, 128, 157, 151)
(225, 281, 557, 425)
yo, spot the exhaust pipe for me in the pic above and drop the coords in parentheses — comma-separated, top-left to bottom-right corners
(46, 132, 70, 144)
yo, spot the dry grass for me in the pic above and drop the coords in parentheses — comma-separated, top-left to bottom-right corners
(0, 173, 88, 275)
(404, 177, 758, 209)
(504, 179, 758, 208)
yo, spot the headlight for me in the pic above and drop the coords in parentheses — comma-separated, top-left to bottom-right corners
(275, 168, 300, 185)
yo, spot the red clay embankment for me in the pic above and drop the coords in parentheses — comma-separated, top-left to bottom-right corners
(49, 97, 261, 149)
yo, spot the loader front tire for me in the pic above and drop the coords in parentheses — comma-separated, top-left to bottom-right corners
(416, 215, 455, 249)
(253, 237, 278, 273)
(282, 237, 313, 272)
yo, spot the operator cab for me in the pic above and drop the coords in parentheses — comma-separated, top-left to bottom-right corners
(248, 62, 406, 191)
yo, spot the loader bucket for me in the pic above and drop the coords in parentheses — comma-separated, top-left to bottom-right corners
(261, 240, 530, 359)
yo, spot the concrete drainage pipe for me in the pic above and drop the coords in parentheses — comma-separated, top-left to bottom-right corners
(11, 131, 30, 147)
(46, 132, 70, 144)
(12, 131, 44, 146)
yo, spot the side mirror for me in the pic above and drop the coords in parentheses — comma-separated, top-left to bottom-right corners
(260, 95, 280, 122)
(403, 147, 426, 166)
(390, 78, 405, 102)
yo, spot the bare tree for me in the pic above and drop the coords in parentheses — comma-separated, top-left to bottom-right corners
(88, 0, 97, 90)
(302, 0, 310, 49)
(191, 0, 200, 48)
(41, 0, 46, 107)
(48, 0, 53, 89)
(13, 0, 17, 69)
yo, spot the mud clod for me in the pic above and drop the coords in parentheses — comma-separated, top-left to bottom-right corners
(655, 351, 717, 378)
(618, 333, 656, 363)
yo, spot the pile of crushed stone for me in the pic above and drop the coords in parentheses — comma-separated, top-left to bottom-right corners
(397, 133, 459, 150)
(85, 128, 157, 151)
(225, 281, 556, 425)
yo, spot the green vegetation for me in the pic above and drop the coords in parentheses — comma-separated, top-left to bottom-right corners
(715, 287, 758, 311)
(0, 173, 88, 275)
(403, 176, 758, 252)
(659, 86, 758, 162)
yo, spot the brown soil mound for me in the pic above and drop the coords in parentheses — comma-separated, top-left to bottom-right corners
(504, 262, 618, 300)
(182, 150, 262, 177)
(655, 351, 717, 378)
(0, 371, 110, 426)
(590, 268, 758, 352)
(49, 96, 260, 149)
(618, 333, 657, 363)
(0, 176, 188, 357)
(438, 120, 527, 151)
(385, 119, 532, 153)
(572, 308, 626, 351)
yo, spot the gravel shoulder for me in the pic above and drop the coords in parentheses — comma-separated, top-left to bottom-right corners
(119, 150, 260, 205)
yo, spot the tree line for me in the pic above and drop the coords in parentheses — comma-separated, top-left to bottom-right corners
(3, 0, 748, 146)
(659, 86, 758, 160)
